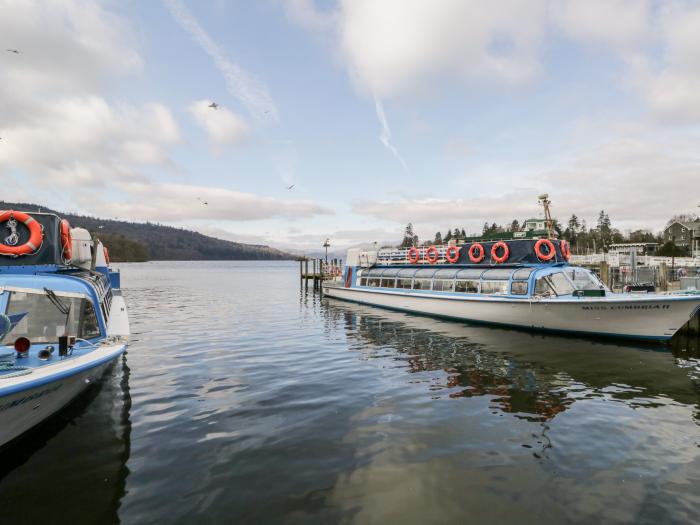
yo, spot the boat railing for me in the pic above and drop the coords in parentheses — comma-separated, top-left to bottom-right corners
(376, 246, 451, 265)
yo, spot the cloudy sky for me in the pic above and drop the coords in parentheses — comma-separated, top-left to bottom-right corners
(1, 0, 700, 251)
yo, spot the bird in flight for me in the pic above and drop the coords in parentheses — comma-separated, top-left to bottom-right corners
(208, 102, 218, 109)
(6, 49, 19, 54)
(287, 184, 295, 190)
(197, 197, 208, 205)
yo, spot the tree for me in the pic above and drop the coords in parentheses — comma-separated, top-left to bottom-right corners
(509, 219, 520, 232)
(453, 228, 461, 240)
(597, 210, 612, 248)
(400, 222, 418, 248)
(434, 231, 443, 244)
(658, 241, 689, 257)
(461, 228, 466, 238)
(666, 214, 699, 227)
(444, 228, 453, 242)
(482, 222, 490, 235)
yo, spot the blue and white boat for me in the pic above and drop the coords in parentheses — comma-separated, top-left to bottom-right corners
(322, 238, 700, 341)
(0, 210, 129, 447)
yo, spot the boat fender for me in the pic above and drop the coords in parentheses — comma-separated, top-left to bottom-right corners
(103, 246, 110, 266)
(0, 210, 43, 257)
(445, 245, 460, 263)
(468, 243, 485, 263)
(491, 241, 510, 264)
(407, 247, 420, 264)
(60, 219, 73, 263)
(426, 245, 439, 264)
(534, 238, 556, 261)
(560, 240, 571, 261)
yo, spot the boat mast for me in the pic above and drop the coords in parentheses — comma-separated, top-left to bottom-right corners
(538, 193, 554, 239)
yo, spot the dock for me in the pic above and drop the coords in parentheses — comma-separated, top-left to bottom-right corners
(299, 258, 343, 288)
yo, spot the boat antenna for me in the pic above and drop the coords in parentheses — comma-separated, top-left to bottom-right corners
(538, 193, 554, 239)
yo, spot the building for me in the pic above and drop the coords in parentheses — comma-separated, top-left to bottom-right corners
(609, 243, 658, 255)
(663, 221, 700, 257)
(522, 218, 548, 232)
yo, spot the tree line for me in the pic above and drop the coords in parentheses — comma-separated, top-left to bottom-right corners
(400, 212, 698, 256)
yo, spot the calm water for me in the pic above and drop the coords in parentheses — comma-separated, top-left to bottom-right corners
(2, 261, 700, 524)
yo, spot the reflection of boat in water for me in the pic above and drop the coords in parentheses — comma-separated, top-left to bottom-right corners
(0, 210, 130, 447)
(323, 239, 700, 341)
(323, 299, 700, 423)
(0, 355, 131, 524)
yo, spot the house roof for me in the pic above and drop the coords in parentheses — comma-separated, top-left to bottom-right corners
(665, 220, 700, 231)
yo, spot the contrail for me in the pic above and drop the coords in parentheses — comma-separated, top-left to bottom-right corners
(374, 97, 407, 170)
(164, 0, 279, 123)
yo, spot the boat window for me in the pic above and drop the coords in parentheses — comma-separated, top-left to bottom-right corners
(534, 277, 555, 297)
(433, 268, 459, 279)
(414, 268, 438, 278)
(381, 268, 401, 277)
(455, 280, 479, 293)
(412, 279, 432, 290)
(511, 281, 528, 295)
(565, 268, 604, 290)
(359, 277, 368, 286)
(481, 269, 513, 280)
(397, 268, 417, 278)
(456, 269, 484, 279)
(2, 291, 101, 344)
(549, 272, 576, 296)
(380, 278, 396, 288)
(480, 281, 509, 295)
(367, 278, 381, 287)
(512, 268, 535, 280)
(433, 279, 454, 292)
(396, 278, 413, 289)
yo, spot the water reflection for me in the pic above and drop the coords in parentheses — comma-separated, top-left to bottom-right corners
(0, 356, 132, 525)
(324, 298, 700, 424)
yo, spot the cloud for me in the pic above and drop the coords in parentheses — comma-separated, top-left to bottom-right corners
(164, 0, 279, 123)
(339, 0, 546, 97)
(97, 181, 334, 222)
(189, 100, 248, 145)
(374, 98, 408, 170)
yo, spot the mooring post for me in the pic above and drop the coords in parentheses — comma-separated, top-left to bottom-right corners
(299, 259, 303, 282)
(305, 258, 309, 287)
(600, 261, 609, 290)
(659, 262, 668, 292)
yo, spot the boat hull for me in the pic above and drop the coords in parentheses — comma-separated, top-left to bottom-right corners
(0, 343, 126, 448)
(322, 285, 700, 341)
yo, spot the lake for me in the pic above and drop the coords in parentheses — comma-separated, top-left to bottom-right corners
(1, 261, 700, 524)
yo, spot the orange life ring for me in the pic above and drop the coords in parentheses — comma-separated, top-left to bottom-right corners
(468, 243, 485, 263)
(407, 247, 420, 264)
(425, 245, 439, 264)
(534, 238, 556, 261)
(60, 219, 72, 262)
(491, 241, 509, 263)
(445, 245, 460, 263)
(103, 246, 110, 266)
(0, 210, 43, 256)
(560, 240, 571, 261)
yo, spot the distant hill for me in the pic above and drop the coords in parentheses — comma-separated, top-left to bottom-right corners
(0, 202, 297, 262)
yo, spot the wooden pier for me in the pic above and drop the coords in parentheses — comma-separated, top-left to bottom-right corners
(300, 258, 343, 288)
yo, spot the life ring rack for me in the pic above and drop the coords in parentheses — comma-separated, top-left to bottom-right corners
(534, 238, 556, 261)
(0, 210, 44, 257)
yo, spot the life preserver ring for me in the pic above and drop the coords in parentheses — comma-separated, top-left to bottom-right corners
(60, 219, 72, 262)
(425, 245, 439, 264)
(0, 210, 43, 257)
(103, 246, 110, 266)
(445, 245, 460, 263)
(560, 240, 571, 261)
(491, 241, 509, 263)
(468, 243, 485, 263)
(534, 238, 556, 261)
(407, 247, 420, 264)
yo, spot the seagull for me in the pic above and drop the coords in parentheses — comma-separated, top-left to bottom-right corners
(287, 184, 295, 190)
(203, 201, 208, 205)
(6, 49, 19, 54)
(208, 102, 218, 109)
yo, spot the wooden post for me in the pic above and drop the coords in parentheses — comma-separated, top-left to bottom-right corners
(305, 258, 309, 287)
(659, 262, 668, 292)
(299, 259, 303, 282)
(600, 261, 609, 290)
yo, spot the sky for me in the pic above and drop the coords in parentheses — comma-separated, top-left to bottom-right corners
(1, 0, 700, 252)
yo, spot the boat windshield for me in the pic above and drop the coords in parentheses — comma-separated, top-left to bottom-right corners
(534, 272, 576, 297)
(1, 289, 101, 344)
(564, 267, 606, 291)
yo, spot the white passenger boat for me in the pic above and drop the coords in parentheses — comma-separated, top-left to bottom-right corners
(322, 238, 700, 341)
(0, 210, 129, 447)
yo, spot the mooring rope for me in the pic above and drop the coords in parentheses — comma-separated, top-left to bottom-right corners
(0, 351, 32, 379)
